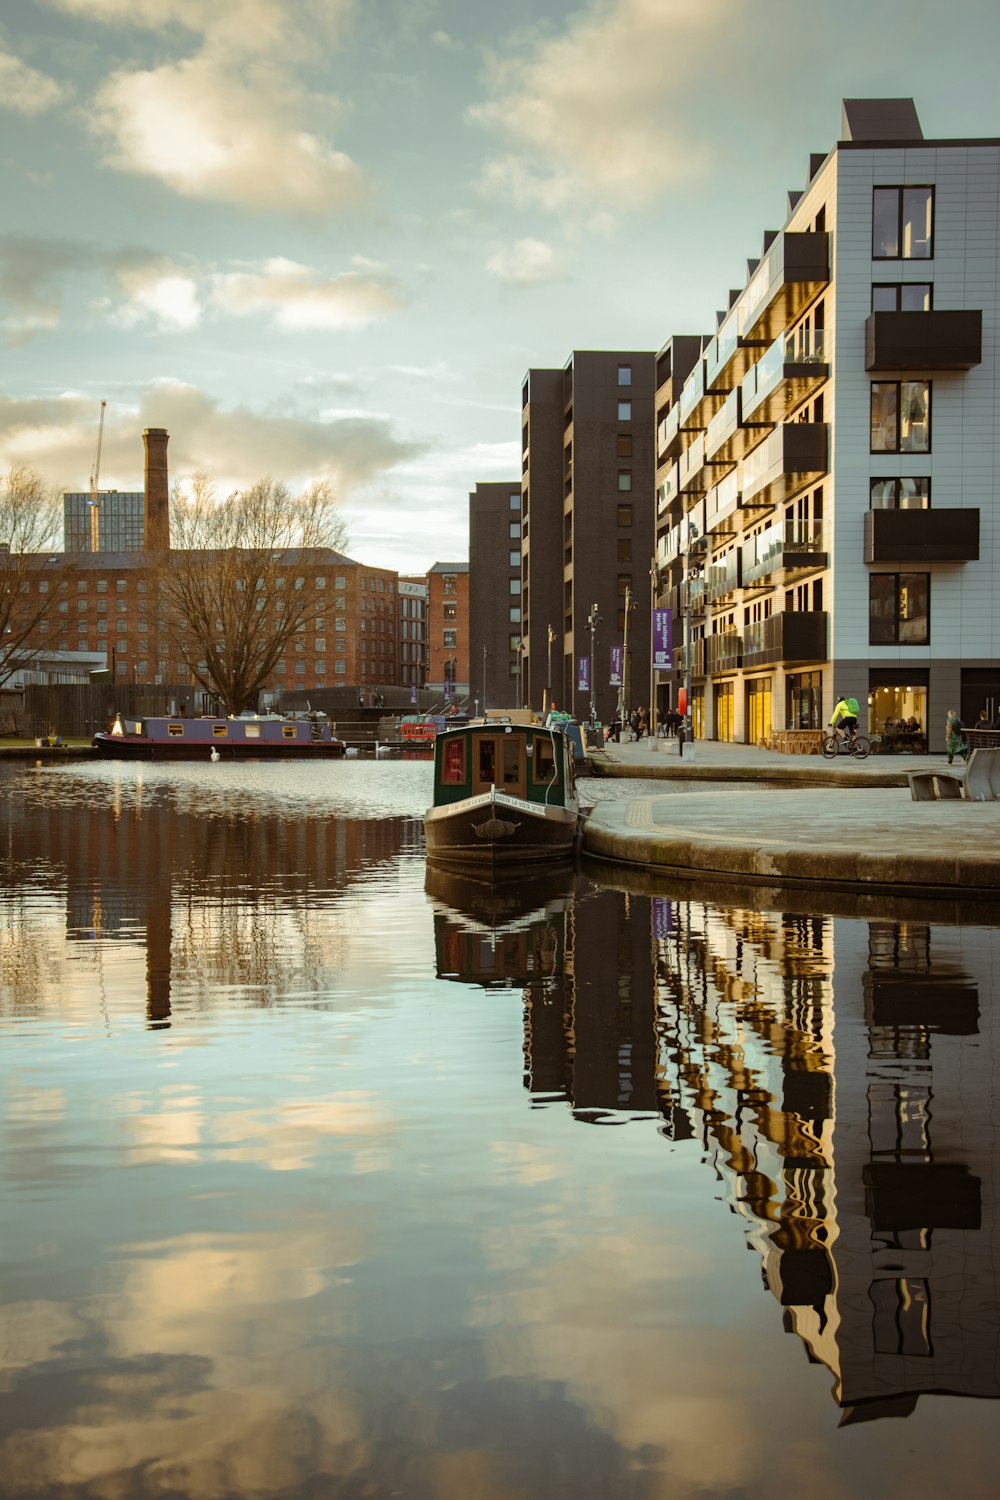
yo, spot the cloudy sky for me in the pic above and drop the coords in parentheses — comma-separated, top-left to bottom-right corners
(2, 0, 998, 571)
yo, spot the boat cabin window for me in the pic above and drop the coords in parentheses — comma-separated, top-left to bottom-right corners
(479, 739, 496, 784)
(212, 723, 228, 738)
(443, 738, 465, 784)
(245, 723, 261, 739)
(533, 738, 555, 782)
(167, 723, 184, 737)
(282, 725, 297, 739)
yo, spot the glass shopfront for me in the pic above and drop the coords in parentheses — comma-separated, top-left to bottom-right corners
(868, 671, 929, 753)
(786, 670, 823, 730)
(746, 677, 773, 745)
(713, 682, 735, 742)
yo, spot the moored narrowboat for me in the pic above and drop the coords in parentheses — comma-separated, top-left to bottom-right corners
(423, 720, 580, 868)
(93, 712, 346, 760)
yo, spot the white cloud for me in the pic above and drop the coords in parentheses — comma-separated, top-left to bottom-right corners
(44, 0, 355, 64)
(0, 48, 68, 115)
(111, 262, 202, 330)
(211, 257, 403, 330)
(486, 238, 565, 285)
(470, 0, 733, 211)
(90, 55, 365, 214)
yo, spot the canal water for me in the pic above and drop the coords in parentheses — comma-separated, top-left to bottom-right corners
(0, 758, 996, 1499)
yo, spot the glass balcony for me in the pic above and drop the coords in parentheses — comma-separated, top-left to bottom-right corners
(657, 525, 680, 568)
(741, 327, 829, 424)
(738, 232, 830, 344)
(742, 610, 828, 666)
(742, 519, 827, 588)
(678, 354, 725, 430)
(678, 433, 707, 494)
(705, 470, 740, 534)
(704, 305, 767, 392)
(657, 405, 682, 460)
(740, 423, 827, 509)
(674, 637, 706, 677)
(705, 549, 740, 603)
(658, 463, 680, 512)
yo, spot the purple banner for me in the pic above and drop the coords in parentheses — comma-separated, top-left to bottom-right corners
(652, 897, 673, 938)
(443, 679, 451, 699)
(410, 684, 418, 704)
(577, 656, 590, 693)
(609, 645, 624, 687)
(653, 608, 673, 671)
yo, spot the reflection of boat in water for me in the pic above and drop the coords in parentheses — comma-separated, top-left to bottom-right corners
(93, 712, 347, 760)
(426, 862, 581, 987)
(423, 721, 580, 868)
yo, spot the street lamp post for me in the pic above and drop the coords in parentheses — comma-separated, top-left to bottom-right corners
(649, 555, 660, 740)
(545, 623, 554, 718)
(587, 602, 600, 726)
(619, 585, 635, 729)
(682, 529, 707, 761)
(481, 644, 489, 713)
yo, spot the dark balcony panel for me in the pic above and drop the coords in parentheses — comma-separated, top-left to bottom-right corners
(866, 973, 979, 1035)
(743, 611, 827, 667)
(865, 310, 982, 372)
(706, 632, 742, 673)
(741, 423, 828, 509)
(864, 507, 979, 563)
(863, 1163, 981, 1233)
(740, 232, 830, 343)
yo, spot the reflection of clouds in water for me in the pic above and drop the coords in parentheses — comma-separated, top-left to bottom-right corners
(122, 1090, 396, 1171)
(488, 1139, 558, 1186)
(0, 1300, 88, 1372)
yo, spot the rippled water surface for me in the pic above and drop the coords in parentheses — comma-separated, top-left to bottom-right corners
(1, 758, 997, 1498)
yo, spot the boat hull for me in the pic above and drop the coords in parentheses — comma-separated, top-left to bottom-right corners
(424, 788, 579, 868)
(93, 734, 346, 760)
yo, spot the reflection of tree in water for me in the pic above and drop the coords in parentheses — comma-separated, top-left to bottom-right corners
(0, 896, 65, 1016)
(170, 893, 349, 1005)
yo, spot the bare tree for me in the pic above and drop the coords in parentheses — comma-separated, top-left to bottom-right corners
(0, 467, 72, 687)
(156, 476, 349, 715)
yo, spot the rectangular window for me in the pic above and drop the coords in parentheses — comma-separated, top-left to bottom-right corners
(443, 629, 457, 647)
(873, 186, 934, 259)
(617, 365, 632, 386)
(617, 539, 632, 562)
(443, 574, 457, 593)
(509, 578, 521, 595)
(444, 604, 456, 620)
(167, 723, 185, 737)
(870, 477, 930, 509)
(509, 606, 521, 622)
(617, 434, 633, 458)
(335, 576, 346, 589)
(508, 549, 520, 566)
(871, 381, 930, 452)
(617, 470, 632, 492)
(872, 283, 933, 312)
(617, 573, 631, 597)
(509, 492, 520, 509)
(116, 579, 126, 592)
(617, 401, 631, 421)
(212, 723, 228, 738)
(870, 572, 930, 644)
(97, 580, 107, 593)
(509, 521, 520, 539)
(617, 504, 633, 527)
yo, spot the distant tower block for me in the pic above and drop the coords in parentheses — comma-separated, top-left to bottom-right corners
(143, 427, 170, 550)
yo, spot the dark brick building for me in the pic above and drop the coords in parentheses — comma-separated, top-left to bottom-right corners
(469, 481, 523, 711)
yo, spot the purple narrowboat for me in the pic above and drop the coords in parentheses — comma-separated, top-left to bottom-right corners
(93, 712, 346, 760)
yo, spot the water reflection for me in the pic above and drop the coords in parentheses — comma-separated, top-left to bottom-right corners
(1, 761, 998, 1497)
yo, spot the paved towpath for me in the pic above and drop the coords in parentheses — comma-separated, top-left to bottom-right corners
(580, 736, 1000, 896)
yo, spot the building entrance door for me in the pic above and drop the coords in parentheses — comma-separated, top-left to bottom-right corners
(713, 682, 735, 742)
(746, 677, 773, 745)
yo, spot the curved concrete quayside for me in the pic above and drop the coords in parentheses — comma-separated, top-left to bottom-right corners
(582, 785, 1000, 900)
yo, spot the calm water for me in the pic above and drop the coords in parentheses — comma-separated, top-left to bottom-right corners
(1, 758, 997, 1499)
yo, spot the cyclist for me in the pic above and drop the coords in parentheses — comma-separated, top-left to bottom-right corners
(829, 692, 860, 746)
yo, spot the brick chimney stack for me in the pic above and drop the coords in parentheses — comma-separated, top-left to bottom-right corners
(143, 427, 170, 550)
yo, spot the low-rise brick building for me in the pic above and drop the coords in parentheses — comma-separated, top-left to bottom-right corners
(427, 562, 469, 699)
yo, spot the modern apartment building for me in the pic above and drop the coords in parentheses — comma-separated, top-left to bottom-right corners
(657, 98, 997, 750)
(397, 577, 428, 690)
(522, 350, 656, 724)
(469, 480, 523, 709)
(64, 491, 146, 553)
(426, 562, 469, 698)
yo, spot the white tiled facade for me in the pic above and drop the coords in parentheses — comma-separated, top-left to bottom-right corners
(656, 102, 999, 750)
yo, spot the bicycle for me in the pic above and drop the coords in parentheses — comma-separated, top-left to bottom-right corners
(821, 726, 871, 759)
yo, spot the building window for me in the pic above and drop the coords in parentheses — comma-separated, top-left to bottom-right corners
(335, 576, 346, 589)
(509, 578, 521, 595)
(617, 573, 631, 597)
(872, 283, 933, 312)
(116, 578, 127, 592)
(509, 492, 520, 509)
(617, 504, 633, 527)
(509, 606, 521, 623)
(617, 470, 632, 492)
(617, 434, 633, 458)
(443, 574, 457, 593)
(509, 633, 520, 650)
(509, 521, 520, 539)
(335, 660, 346, 674)
(870, 477, 930, 509)
(444, 604, 456, 620)
(617, 401, 631, 421)
(508, 549, 520, 566)
(870, 572, 930, 644)
(315, 637, 326, 652)
(873, 186, 934, 260)
(617, 539, 632, 562)
(443, 630, 456, 647)
(96, 579, 107, 593)
(77, 580, 87, 593)
(38, 580, 48, 594)
(871, 381, 930, 452)
(316, 576, 326, 589)
(617, 365, 632, 386)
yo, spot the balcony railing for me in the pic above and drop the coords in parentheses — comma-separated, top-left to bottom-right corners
(658, 463, 679, 511)
(742, 519, 826, 587)
(657, 525, 680, 568)
(657, 405, 682, 460)
(740, 423, 828, 509)
(865, 310, 982, 372)
(706, 631, 742, 674)
(674, 637, 706, 677)
(741, 327, 829, 423)
(705, 549, 740, 602)
(742, 610, 828, 666)
(704, 305, 768, 392)
(738, 232, 830, 344)
(678, 433, 707, 494)
(705, 469, 740, 534)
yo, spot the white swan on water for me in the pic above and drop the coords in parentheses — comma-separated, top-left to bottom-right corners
(210, 746, 220, 762)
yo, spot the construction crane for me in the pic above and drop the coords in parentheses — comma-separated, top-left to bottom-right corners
(88, 399, 107, 552)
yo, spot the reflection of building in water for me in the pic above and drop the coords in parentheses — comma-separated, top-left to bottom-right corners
(0, 787, 417, 1028)
(651, 895, 997, 1421)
